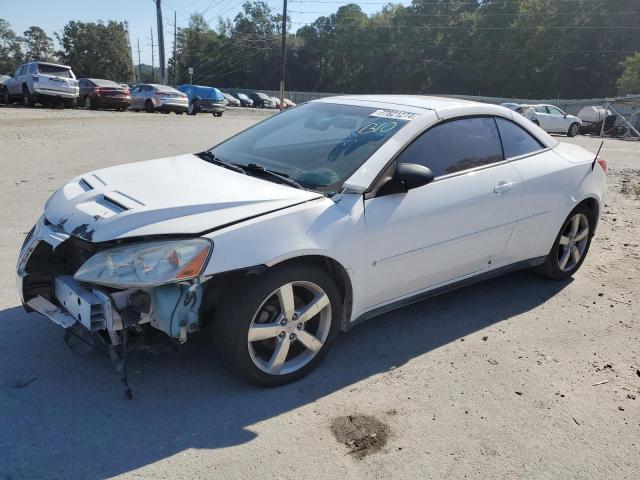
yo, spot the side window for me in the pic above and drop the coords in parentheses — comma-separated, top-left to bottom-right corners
(27, 64, 35, 74)
(547, 106, 564, 116)
(397, 117, 504, 178)
(495, 117, 545, 159)
(16, 65, 25, 76)
(534, 106, 549, 114)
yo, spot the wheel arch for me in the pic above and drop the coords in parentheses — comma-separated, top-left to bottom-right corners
(576, 195, 600, 231)
(201, 254, 354, 332)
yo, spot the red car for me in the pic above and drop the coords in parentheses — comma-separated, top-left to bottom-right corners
(79, 78, 131, 111)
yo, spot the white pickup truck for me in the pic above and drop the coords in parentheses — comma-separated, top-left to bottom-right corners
(3, 61, 79, 108)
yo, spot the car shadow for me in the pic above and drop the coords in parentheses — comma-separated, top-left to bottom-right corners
(0, 270, 570, 479)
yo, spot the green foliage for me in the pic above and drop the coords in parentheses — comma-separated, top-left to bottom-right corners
(56, 20, 134, 82)
(0, 18, 24, 73)
(617, 52, 640, 94)
(22, 26, 54, 62)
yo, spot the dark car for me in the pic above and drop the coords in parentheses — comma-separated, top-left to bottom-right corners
(223, 92, 240, 107)
(230, 92, 254, 107)
(177, 84, 226, 116)
(79, 78, 131, 111)
(0, 75, 9, 104)
(248, 92, 276, 109)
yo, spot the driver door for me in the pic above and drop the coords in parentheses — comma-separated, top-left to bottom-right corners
(362, 116, 523, 309)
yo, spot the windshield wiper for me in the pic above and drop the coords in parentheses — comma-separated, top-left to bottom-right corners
(243, 163, 304, 190)
(197, 151, 245, 174)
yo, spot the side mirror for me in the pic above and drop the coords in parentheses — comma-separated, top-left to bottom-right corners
(564, 113, 568, 118)
(376, 163, 435, 197)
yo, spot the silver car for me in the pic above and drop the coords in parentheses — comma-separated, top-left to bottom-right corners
(129, 84, 189, 114)
(3, 62, 79, 107)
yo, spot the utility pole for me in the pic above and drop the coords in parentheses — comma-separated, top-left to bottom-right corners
(279, 0, 287, 111)
(150, 27, 155, 83)
(137, 38, 142, 83)
(173, 10, 177, 86)
(156, 0, 166, 85)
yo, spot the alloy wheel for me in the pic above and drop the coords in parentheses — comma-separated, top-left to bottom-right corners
(247, 281, 332, 375)
(557, 213, 589, 272)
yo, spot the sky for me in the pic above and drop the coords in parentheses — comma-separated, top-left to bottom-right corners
(2, 0, 411, 67)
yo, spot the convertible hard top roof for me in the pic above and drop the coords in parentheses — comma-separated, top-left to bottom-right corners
(315, 94, 476, 112)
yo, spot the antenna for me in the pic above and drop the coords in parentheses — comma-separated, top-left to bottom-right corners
(592, 141, 604, 170)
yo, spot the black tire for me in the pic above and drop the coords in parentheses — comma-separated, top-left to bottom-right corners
(213, 111, 223, 117)
(188, 100, 198, 115)
(175, 111, 184, 115)
(22, 85, 35, 107)
(84, 96, 93, 110)
(145, 99, 154, 113)
(2, 88, 9, 105)
(535, 203, 594, 280)
(567, 122, 579, 137)
(213, 263, 342, 386)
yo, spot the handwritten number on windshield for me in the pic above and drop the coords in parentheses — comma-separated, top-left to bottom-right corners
(357, 121, 398, 135)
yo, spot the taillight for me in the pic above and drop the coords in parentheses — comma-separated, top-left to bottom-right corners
(597, 158, 608, 175)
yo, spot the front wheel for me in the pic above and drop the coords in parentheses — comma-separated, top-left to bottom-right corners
(23, 86, 35, 107)
(213, 264, 341, 386)
(567, 122, 579, 137)
(144, 99, 154, 113)
(536, 204, 594, 280)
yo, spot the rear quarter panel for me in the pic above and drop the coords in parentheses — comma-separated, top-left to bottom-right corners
(501, 144, 605, 264)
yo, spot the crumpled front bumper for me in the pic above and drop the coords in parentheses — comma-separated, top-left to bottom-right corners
(16, 216, 202, 342)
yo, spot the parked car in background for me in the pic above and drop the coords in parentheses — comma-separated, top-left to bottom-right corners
(0, 75, 10, 103)
(231, 92, 254, 107)
(500, 102, 521, 111)
(249, 91, 276, 109)
(17, 96, 606, 386)
(3, 61, 79, 108)
(271, 96, 281, 109)
(520, 104, 582, 137)
(130, 84, 188, 114)
(283, 98, 296, 109)
(79, 78, 131, 111)
(223, 92, 240, 107)
(177, 84, 226, 116)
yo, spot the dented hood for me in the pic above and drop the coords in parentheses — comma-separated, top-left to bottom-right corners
(45, 154, 322, 242)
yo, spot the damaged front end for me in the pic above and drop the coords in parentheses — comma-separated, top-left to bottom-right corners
(17, 216, 209, 347)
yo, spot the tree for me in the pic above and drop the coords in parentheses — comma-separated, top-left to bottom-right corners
(617, 52, 640, 94)
(22, 26, 54, 62)
(0, 18, 23, 73)
(57, 20, 134, 82)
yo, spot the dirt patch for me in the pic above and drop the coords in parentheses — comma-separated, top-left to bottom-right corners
(330, 414, 391, 459)
(611, 169, 640, 200)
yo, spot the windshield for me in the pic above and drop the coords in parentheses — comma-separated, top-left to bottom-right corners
(92, 79, 122, 88)
(210, 102, 410, 193)
(38, 64, 73, 78)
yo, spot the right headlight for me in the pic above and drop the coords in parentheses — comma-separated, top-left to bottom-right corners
(74, 238, 212, 288)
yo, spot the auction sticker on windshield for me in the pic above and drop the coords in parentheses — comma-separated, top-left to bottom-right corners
(370, 109, 419, 120)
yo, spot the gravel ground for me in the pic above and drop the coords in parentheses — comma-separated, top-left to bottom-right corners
(0, 106, 638, 480)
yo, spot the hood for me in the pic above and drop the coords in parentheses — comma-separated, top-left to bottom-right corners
(44, 154, 322, 243)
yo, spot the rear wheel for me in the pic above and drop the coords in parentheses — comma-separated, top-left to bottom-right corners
(213, 264, 341, 386)
(536, 204, 593, 280)
(188, 101, 198, 115)
(213, 111, 223, 117)
(144, 99, 154, 113)
(567, 122, 579, 137)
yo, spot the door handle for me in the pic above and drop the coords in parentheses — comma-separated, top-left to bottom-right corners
(494, 181, 517, 194)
